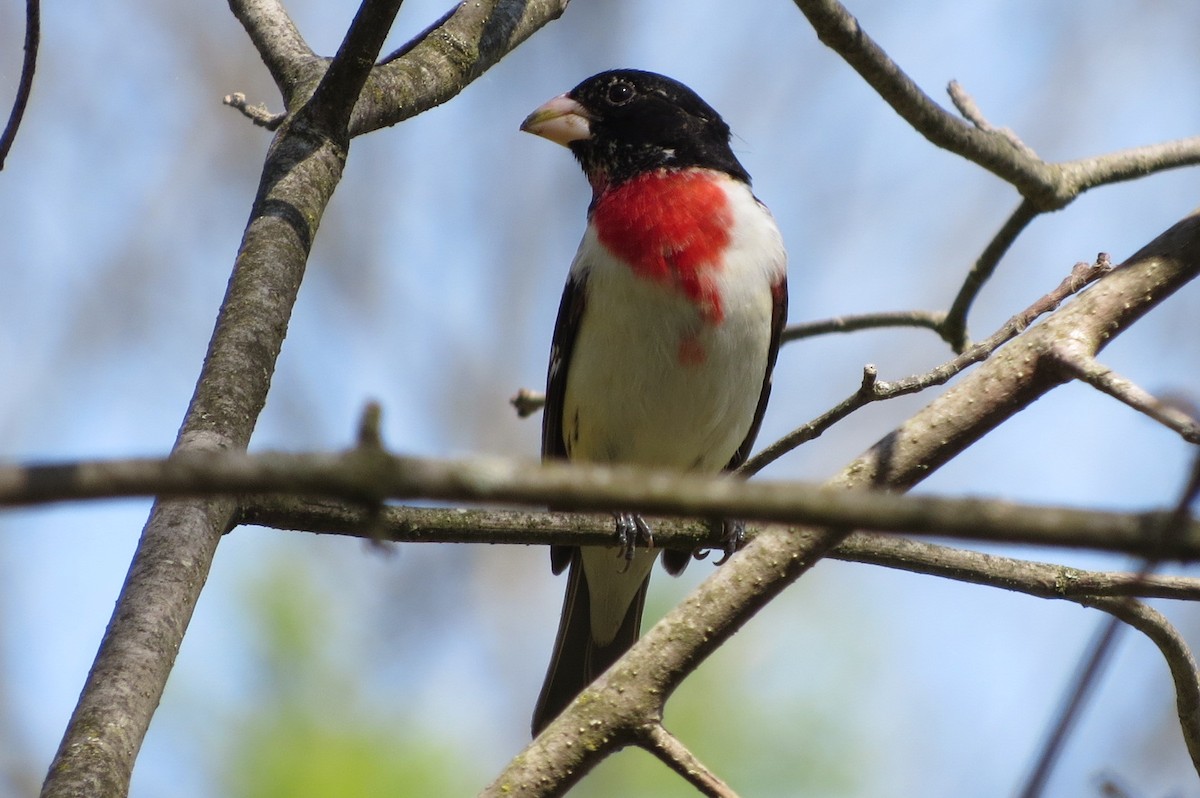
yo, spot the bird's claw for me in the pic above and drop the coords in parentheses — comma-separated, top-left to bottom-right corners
(711, 518, 746, 565)
(613, 512, 653, 572)
(660, 518, 747, 575)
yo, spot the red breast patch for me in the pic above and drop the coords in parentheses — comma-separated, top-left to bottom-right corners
(591, 170, 731, 324)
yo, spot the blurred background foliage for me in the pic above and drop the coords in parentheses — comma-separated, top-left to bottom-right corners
(1, 0, 1199, 795)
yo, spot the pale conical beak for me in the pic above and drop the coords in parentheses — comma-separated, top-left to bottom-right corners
(520, 94, 593, 147)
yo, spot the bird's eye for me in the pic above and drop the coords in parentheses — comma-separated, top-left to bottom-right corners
(606, 81, 635, 105)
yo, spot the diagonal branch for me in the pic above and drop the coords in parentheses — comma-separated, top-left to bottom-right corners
(793, 0, 1062, 207)
(226, 0, 315, 105)
(1017, 613, 1126, 798)
(1051, 349, 1200, 444)
(1017, 449, 1200, 797)
(640, 724, 741, 798)
(303, 0, 405, 138)
(348, 0, 571, 135)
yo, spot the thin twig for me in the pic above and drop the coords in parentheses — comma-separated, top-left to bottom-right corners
(1052, 349, 1200, 443)
(780, 310, 947, 343)
(744, 255, 1112, 475)
(222, 92, 286, 130)
(1016, 613, 1126, 798)
(641, 725, 741, 798)
(941, 199, 1042, 351)
(0, 0, 39, 170)
(739, 365, 877, 474)
(947, 79, 1037, 158)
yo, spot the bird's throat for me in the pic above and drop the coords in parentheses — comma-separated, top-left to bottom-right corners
(590, 169, 732, 324)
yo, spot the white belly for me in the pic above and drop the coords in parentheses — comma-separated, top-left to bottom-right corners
(562, 180, 783, 473)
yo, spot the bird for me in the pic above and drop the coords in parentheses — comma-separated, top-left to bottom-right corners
(520, 69, 788, 735)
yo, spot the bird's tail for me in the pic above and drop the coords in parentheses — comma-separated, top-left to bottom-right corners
(531, 549, 649, 735)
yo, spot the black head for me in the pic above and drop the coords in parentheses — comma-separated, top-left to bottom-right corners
(522, 69, 750, 188)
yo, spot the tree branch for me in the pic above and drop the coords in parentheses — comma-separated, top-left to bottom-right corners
(1051, 348, 1200, 444)
(234, 498, 1200, 602)
(303, 0, 405, 139)
(792, 0, 1062, 207)
(0, 0, 39, 170)
(348, 0, 571, 135)
(834, 531, 1200, 602)
(941, 199, 1041, 351)
(743, 254, 1112, 475)
(1067, 137, 1200, 193)
(226, 0, 315, 104)
(792, 0, 1200, 211)
(640, 724, 740, 798)
(222, 91, 287, 130)
(1085, 598, 1200, 776)
(780, 309, 947, 343)
(1018, 613, 1127, 798)
(7, 452, 1200, 559)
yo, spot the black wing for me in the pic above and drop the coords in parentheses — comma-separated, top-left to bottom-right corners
(542, 272, 588, 574)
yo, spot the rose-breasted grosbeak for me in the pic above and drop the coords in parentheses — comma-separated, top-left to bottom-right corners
(521, 69, 788, 734)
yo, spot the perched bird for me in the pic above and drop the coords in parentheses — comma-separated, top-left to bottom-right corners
(521, 69, 788, 735)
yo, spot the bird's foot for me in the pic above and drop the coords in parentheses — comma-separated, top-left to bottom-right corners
(660, 518, 746, 575)
(692, 518, 747, 565)
(711, 518, 746, 565)
(613, 512, 653, 572)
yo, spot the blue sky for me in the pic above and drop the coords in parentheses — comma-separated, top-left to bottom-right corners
(2, 0, 1199, 795)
